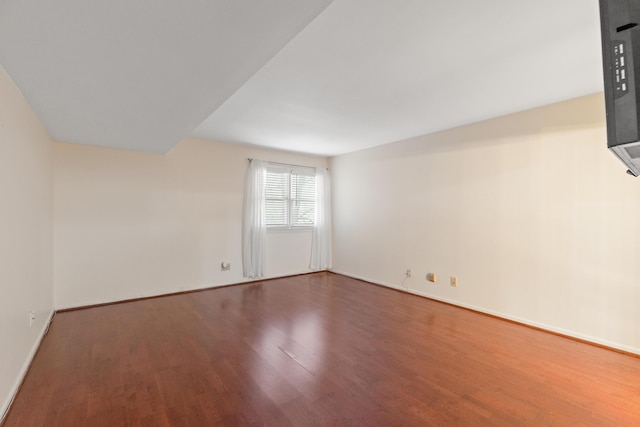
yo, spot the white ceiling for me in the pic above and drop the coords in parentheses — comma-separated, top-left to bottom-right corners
(0, 0, 333, 152)
(0, 0, 603, 157)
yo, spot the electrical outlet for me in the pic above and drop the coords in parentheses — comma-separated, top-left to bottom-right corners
(405, 269, 412, 278)
(29, 311, 35, 327)
(427, 273, 437, 283)
(450, 276, 458, 287)
(221, 262, 231, 271)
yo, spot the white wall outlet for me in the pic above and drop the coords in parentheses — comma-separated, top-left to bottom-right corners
(427, 273, 437, 283)
(29, 311, 35, 327)
(450, 276, 458, 287)
(221, 261, 231, 271)
(405, 269, 412, 278)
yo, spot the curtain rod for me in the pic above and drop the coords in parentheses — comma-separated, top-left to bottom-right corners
(247, 158, 327, 171)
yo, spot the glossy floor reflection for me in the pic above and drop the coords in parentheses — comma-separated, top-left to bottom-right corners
(5, 272, 640, 426)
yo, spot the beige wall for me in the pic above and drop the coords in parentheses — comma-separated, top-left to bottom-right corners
(53, 138, 327, 309)
(331, 93, 640, 354)
(0, 66, 53, 417)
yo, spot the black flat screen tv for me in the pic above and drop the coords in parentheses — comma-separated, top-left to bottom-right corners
(600, 0, 640, 176)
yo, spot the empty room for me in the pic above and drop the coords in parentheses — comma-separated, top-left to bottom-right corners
(2, 0, 640, 425)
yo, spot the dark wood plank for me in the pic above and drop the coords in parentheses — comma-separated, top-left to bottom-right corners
(4, 272, 640, 426)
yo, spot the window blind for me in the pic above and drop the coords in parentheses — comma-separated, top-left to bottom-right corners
(265, 163, 316, 228)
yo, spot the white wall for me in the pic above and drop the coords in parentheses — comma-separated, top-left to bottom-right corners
(0, 66, 54, 418)
(331, 93, 640, 354)
(54, 138, 327, 309)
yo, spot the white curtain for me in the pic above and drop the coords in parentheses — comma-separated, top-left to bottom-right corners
(310, 168, 332, 270)
(242, 159, 267, 278)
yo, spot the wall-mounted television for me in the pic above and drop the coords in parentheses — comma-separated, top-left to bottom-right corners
(600, 0, 640, 176)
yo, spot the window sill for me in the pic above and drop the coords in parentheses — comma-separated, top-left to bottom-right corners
(267, 226, 314, 233)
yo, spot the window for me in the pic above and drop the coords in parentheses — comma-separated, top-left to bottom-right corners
(265, 164, 316, 229)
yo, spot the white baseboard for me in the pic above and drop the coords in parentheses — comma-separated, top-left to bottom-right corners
(55, 270, 321, 311)
(0, 308, 55, 424)
(330, 269, 640, 356)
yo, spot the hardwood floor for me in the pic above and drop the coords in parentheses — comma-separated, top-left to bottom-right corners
(4, 272, 640, 426)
